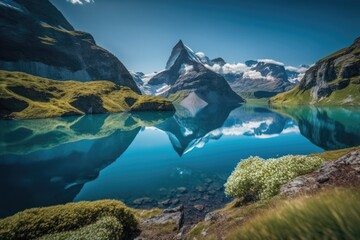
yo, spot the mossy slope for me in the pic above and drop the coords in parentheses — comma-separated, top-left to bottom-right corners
(0, 70, 174, 119)
(0, 200, 138, 240)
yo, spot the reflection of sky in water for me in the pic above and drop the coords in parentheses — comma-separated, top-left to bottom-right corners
(74, 125, 321, 204)
(0, 105, 359, 220)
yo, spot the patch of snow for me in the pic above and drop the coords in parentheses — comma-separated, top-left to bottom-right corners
(179, 64, 194, 76)
(257, 59, 285, 66)
(196, 52, 211, 65)
(184, 44, 202, 63)
(142, 83, 170, 96)
(180, 92, 208, 116)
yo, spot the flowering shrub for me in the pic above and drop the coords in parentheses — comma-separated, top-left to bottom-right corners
(225, 155, 324, 199)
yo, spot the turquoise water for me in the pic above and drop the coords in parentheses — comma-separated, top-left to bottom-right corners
(0, 105, 359, 223)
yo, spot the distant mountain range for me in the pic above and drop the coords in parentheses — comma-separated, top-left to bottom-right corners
(270, 37, 360, 105)
(132, 41, 309, 99)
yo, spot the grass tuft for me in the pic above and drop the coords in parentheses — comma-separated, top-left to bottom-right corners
(227, 189, 360, 240)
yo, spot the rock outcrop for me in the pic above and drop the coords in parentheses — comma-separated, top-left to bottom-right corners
(0, 0, 140, 93)
(280, 150, 360, 197)
(271, 37, 360, 105)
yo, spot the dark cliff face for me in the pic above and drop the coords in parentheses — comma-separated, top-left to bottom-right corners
(0, 0, 140, 93)
(299, 37, 360, 100)
(148, 40, 244, 105)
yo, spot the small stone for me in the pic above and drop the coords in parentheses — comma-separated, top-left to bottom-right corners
(204, 212, 218, 222)
(158, 199, 171, 206)
(189, 195, 201, 201)
(205, 178, 213, 183)
(317, 175, 330, 183)
(352, 166, 360, 173)
(133, 197, 152, 205)
(171, 199, 180, 205)
(164, 204, 184, 213)
(203, 195, 210, 201)
(177, 187, 187, 193)
(194, 204, 204, 211)
(208, 190, 216, 195)
(196, 186, 206, 192)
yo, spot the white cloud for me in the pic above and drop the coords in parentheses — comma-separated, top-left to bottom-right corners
(285, 65, 309, 83)
(205, 63, 247, 75)
(285, 65, 308, 73)
(195, 52, 206, 58)
(179, 64, 194, 76)
(67, 0, 94, 5)
(257, 59, 284, 66)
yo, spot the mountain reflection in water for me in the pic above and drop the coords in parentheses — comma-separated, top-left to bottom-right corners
(0, 105, 359, 223)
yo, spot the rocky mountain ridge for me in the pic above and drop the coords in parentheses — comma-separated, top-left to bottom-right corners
(270, 37, 360, 105)
(0, 0, 140, 93)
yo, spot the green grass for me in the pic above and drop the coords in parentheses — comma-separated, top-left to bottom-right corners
(227, 189, 360, 240)
(0, 200, 138, 240)
(311, 146, 360, 161)
(0, 70, 174, 119)
(39, 216, 123, 240)
(167, 91, 189, 103)
(38, 35, 57, 45)
(270, 77, 360, 106)
(186, 147, 360, 240)
(40, 22, 81, 37)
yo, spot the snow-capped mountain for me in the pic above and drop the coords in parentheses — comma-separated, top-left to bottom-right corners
(130, 71, 169, 95)
(132, 42, 310, 99)
(142, 40, 244, 110)
(285, 65, 310, 84)
(205, 57, 309, 97)
(155, 105, 299, 156)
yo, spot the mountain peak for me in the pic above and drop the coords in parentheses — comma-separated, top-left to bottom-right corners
(165, 40, 201, 69)
(175, 40, 185, 48)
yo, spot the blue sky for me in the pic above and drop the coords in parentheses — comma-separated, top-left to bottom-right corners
(51, 0, 360, 73)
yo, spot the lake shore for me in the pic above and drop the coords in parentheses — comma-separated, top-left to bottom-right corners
(1, 146, 359, 240)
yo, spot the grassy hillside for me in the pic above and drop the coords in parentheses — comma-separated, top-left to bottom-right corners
(270, 76, 360, 106)
(270, 37, 360, 106)
(186, 146, 360, 240)
(0, 70, 174, 119)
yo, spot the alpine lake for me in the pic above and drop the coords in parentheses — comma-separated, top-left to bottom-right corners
(1, 104, 359, 224)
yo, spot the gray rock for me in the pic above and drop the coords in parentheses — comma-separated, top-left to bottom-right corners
(196, 186, 206, 192)
(142, 205, 184, 231)
(158, 199, 171, 207)
(177, 187, 187, 193)
(164, 204, 184, 213)
(204, 212, 219, 222)
(194, 204, 205, 211)
(317, 175, 330, 183)
(281, 150, 360, 197)
(133, 197, 152, 205)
